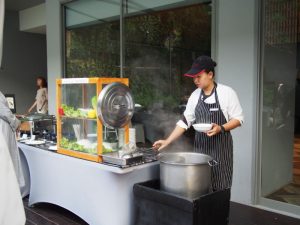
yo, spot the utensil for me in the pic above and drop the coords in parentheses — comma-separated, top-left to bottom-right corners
(118, 128, 125, 148)
(121, 147, 158, 160)
(101, 146, 157, 166)
(21, 134, 28, 139)
(30, 135, 36, 141)
(48, 145, 58, 151)
(25, 140, 46, 145)
(73, 124, 81, 141)
(21, 113, 54, 121)
(102, 151, 144, 166)
(119, 142, 137, 158)
(135, 147, 156, 156)
(97, 82, 134, 128)
(159, 152, 218, 198)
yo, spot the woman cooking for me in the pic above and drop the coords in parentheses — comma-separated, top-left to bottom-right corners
(153, 56, 244, 191)
(27, 76, 48, 114)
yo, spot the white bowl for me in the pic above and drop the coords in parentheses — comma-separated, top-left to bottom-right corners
(193, 123, 212, 132)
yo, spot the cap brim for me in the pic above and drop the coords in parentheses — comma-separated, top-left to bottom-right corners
(184, 69, 205, 78)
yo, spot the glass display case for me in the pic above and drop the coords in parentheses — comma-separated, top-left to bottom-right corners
(56, 78, 130, 162)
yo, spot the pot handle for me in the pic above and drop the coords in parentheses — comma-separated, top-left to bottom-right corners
(208, 159, 218, 167)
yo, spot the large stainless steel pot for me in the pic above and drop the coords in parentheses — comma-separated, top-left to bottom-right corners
(159, 152, 217, 199)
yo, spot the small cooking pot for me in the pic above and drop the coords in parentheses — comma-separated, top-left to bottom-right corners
(158, 152, 217, 199)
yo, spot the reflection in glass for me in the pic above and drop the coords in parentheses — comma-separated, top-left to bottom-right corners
(261, 0, 300, 208)
(124, 1, 211, 109)
(63, 0, 212, 147)
(65, 0, 121, 77)
(60, 83, 98, 155)
(123, 1, 212, 145)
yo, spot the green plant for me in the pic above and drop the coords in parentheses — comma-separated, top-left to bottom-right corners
(60, 137, 97, 154)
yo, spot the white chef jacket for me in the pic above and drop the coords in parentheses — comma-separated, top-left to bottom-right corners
(177, 83, 244, 129)
(0, 133, 26, 225)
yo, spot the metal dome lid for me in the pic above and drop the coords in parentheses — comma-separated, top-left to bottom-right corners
(97, 82, 134, 128)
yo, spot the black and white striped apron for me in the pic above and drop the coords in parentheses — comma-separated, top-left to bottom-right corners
(194, 86, 233, 191)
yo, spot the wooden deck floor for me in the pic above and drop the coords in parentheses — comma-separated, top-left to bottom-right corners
(294, 137, 300, 184)
(23, 137, 300, 224)
(23, 198, 300, 225)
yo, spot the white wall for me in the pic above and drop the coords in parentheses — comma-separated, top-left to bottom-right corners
(0, 11, 47, 113)
(215, 0, 258, 205)
(46, 0, 63, 115)
(19, 3, 46, 34)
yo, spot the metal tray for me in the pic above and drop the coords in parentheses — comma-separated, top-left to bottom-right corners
(20, 113, 55, 122)
(102, 151, 144, 166)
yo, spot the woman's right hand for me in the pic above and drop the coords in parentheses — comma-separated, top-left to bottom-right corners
(153, 140, 170, 151)
(153, 125, 185, 151)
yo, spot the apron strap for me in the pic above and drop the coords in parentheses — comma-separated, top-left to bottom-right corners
(200, 82, 217, 101)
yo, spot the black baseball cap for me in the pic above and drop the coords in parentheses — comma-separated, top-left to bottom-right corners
(184, 55, 217, 78)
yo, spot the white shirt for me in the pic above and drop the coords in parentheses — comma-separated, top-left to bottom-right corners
(36, 88, 48, 114)
(177, 83, 244, 129)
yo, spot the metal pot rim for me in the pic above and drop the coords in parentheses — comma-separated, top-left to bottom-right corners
(158, 152, 214, 166)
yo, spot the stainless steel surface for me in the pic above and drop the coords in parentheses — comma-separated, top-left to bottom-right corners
(159, 152, 215, 199)
(101, 147, 158, 166)
(121, 147, 154, 158)
(20, 114, 56, 138)
(21, 113, 55, 122)
(97, 82, 134, 128)
(136, 147, 159, 161)
(102, 151, 144, 166)
(19, 139, 57, 151)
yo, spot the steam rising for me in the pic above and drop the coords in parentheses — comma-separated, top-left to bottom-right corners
(128, 52, 195, 153)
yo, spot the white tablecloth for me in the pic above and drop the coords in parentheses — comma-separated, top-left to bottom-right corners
(18, 143, 159, 225)
(1, 137, 25, 225)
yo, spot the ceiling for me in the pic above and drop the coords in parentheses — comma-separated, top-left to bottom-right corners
(5, 0, 45, 11)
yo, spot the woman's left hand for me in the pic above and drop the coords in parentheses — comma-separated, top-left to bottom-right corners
(206, 123, 221, 137)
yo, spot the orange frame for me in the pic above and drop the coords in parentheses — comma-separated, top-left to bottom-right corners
(56, 77, 130, 162)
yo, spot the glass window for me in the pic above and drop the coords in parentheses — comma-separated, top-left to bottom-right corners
(260, 0, 300, 208)
(123, 1, 211, 110)
(64, 0, 212, 144)
(65, 0, 121, 77)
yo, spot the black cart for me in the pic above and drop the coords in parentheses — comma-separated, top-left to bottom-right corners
(133, 180, 230, 225)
